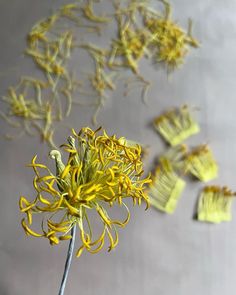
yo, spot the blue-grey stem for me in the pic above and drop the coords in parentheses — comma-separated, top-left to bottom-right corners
(58, 225, 76, 295)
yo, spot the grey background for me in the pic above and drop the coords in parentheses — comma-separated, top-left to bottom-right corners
(1, 0, 236, 294)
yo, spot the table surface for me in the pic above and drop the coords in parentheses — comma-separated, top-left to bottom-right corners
(1, 1, 236, 294)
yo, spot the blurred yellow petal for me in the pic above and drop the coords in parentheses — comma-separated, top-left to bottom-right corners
(76, 246, 85, 258)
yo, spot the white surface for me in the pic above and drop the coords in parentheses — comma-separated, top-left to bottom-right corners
(1, 1, 236, 294)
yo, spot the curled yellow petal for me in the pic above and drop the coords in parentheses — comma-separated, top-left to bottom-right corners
(76, 245, 85, 258)
(19, 127, 149, 258)
(21, 219, 43, 237)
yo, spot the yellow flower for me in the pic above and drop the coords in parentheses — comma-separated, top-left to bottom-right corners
(20, 127, 151, 257)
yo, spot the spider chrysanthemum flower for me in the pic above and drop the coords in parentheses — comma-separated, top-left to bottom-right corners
(147, 159, 185, 214)
(198, 186, 236, 223)
(184, 145, 218, 182)
(153, 105, 200, 146)
(19, 127, 151, 257)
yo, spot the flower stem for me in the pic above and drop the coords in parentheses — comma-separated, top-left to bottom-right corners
(58, 225, 76, 295)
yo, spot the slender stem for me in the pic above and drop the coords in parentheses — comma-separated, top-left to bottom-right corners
(58, 225, 76, 295)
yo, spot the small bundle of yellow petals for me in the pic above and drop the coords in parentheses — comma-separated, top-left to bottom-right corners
(19, 127, 151, 257)
(184, 145, 218, 182)
(153, 105, 200, 146)
(198, 186, 236, 223)
(147, 159, 185, 214)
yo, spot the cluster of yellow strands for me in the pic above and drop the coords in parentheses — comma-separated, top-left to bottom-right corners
(198, 186, 236, 223)
(1, 1, 111, 146)
(111, 0, 199, 73)
(184, 145, 218, 182)
(19, 127, 151, 257)
(1, 0, 199, 146)
(153, 105, 200, 146)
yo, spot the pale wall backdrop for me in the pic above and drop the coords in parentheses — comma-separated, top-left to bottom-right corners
(1, 0, 236, 295)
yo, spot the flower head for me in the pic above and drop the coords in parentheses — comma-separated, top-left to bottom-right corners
(20, 127, 150, 257)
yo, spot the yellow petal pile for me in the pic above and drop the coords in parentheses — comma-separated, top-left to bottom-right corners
(145, 2, 199, 69)
(19, 127, 151, 257)
(1, 1, 199, 143)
